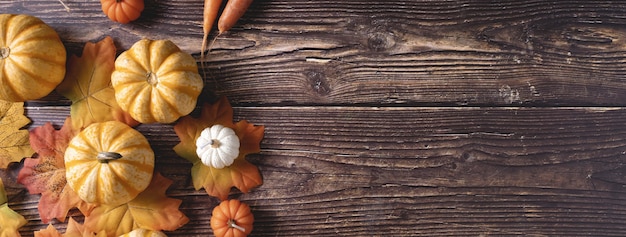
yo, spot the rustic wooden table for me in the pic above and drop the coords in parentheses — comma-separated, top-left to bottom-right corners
(3, 0, 626, 236)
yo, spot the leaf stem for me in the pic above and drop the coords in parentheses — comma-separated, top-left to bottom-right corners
(58, 0, 70, 12)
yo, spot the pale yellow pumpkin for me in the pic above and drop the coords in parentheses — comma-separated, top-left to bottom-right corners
(111, 39, 203, 124)
(65, 121, 154, 206)
(119, 228, 167, 237)
(0, 14, 66, 102)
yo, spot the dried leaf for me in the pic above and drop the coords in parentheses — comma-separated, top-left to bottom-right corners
(56, 36, 138, 131)
(34, 224, 61, 237)
(35, 218, 104, 237)
(0, 178, 27, 237)
(0, 100, 34, 168)
(83, 173, 189, 236)
(173, 97, 264, 200)
(17, 117, 96, 223)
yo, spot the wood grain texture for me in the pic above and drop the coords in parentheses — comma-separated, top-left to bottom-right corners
(2, 0, 626, 236)
(4, 0, 626, 106)
(12, 106, 626, 236)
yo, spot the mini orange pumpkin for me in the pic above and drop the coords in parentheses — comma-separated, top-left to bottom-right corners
(211, 199, 254, 237)
(0, 14, 66, 102)
(65, 121, 155, 206)
(100, 0, 144, 24)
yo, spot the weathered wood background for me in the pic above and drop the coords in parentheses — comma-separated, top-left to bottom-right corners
(3, 0, 626, 236)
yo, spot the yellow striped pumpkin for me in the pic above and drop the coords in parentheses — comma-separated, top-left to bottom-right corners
(120, 228, 167, 237)
(64, 121, 154, 206)
(0, 14, 66, 102)
(111, 39, 203, 124)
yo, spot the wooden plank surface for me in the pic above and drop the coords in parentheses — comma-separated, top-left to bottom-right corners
(2, 0, 626, 236)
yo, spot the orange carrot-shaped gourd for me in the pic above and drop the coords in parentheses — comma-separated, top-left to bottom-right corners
(201, 0, 223, 59)
(217, 0, 253, 34)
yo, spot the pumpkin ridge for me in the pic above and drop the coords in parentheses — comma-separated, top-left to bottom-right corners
(121, 0, 144, 11)
(153, 86, 179, 115)
(126, 47, 150, 74)
(116, 81, 147, 102)
(127, 85, 154, 122)
(8, 32, 61, 51)
(66, 161, 99, 199)
(0, 16, 8, 46)
(6, 57, 59, 89)
(106, 164, 145, 195)
(157, 75, 202, 99)
(109, 159, 154, 175)
(66, 144, 100, 162)
(113, 142, 152, 154)
(4, 15, 40, 43)
(8, 49, 65, 66)
(0, 69, 21, 101)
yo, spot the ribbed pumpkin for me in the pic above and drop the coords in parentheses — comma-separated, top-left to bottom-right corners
(211, 199, 254, 237)
(65, 121, 154, 206)
(100, 0, 144, 24)
(120, 228, 167, 237)
(111, 39, 203, 124)
(196, 124, 240, 169)
(0, 14, 66, 102)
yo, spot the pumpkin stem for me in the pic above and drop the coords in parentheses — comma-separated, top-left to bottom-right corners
(0, 47, 9, 59)
(227, 219, 246, 232)
(146, 72, 159, 85)
(97, 152, 123, 163)
(210, 139, 221, 148)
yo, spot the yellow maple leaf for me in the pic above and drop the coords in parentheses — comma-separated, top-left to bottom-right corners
(83, 173, 189, 236)
(0, 100, 34, 168)
(34, 217, 106, 237)
(0, 178, 27, 237)
(56, 36, 137, 131)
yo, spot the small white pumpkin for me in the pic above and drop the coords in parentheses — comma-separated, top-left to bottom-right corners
(195, 124, 240, 169)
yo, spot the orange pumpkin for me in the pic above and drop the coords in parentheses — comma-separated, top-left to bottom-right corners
(100, 0, 144, 24)
(211, 200, 254, 237)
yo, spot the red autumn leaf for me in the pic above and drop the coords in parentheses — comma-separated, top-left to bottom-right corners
(56, 36, 138, 131)
(17, 117, 96, 223)
(83, 173, 189, 237)
(173, 96, 264, 200)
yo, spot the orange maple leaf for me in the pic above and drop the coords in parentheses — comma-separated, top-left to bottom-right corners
(0, 100, 34, 168)
(173, 97, 264, 200)
(83, 172, 189, 237)
(56, 36, 138, 131)
(17, 117, 96, 223)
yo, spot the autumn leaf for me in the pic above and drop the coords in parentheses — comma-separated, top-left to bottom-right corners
(83, 173, 189, 237)
(35, 218, 106, 237)
(56, 36, 138, 131)
(33, 224, 61, 237)
(173, 97, 264, 200)
(17, 117, 96, 223)
(0, 100, 34, 168)
(0, 178, 27, 237)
